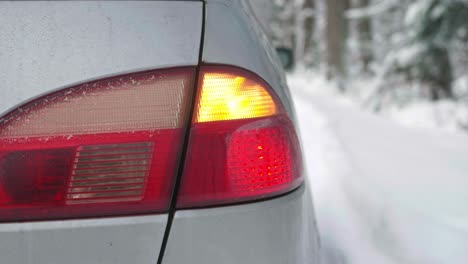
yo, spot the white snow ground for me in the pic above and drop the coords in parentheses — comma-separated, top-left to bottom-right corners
(288, 73, 468, 264)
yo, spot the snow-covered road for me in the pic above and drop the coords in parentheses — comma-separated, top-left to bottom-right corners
(288, 74, 468, 264)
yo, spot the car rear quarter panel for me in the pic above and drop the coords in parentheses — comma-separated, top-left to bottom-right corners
(162, 1, 320, 264)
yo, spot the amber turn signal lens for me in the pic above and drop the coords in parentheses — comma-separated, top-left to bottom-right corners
(194, 72, 277, 123)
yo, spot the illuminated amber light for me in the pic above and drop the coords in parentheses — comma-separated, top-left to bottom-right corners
(195, 72, 277, 123)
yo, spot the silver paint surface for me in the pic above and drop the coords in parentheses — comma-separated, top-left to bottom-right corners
(0, 215, 168, 264)
(164, 185, 321, 264)
(0, 1, 202, 115)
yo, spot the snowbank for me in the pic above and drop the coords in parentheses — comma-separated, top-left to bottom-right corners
(288, 72, 468, 264)
(385, 100, 468, 132)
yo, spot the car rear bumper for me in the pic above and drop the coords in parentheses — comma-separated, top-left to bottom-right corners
(0, 214, 167, 264)
(0, 184, 319, 264)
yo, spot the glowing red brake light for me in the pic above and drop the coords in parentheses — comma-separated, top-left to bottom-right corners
(0, 68, 194, 221)
(177, 66, 303, 208)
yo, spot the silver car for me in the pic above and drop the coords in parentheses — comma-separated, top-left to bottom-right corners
(0, 1, 320, 263)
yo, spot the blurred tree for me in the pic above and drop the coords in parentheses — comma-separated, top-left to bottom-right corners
(262, 0, 318, 69)
(355, 0, 373, 73)
(269, 0, 296, 50)
(389, 0, 468, 100)
(326, 0, 350, 87)
(302, 0, 316, 67)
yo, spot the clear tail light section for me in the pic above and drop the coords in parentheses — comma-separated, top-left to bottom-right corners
(177, 66, 303, 208)
(0, 68, 194, 221)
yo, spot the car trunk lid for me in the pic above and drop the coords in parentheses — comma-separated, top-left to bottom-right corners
(0, 1, 202, 263)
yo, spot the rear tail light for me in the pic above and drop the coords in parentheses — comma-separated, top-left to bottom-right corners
(177, 66, 303, 208)
(0, 68, 194, 221)
(0, 65, 302, 221)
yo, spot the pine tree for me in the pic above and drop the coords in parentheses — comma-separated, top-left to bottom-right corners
(391, 0, 468, 100)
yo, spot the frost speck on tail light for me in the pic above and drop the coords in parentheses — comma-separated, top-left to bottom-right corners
(177, 66, 303, 208)
(0, 68, 194, 222)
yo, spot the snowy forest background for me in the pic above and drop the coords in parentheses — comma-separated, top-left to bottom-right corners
(248, 2, 468, 263)
(250, 0, 468, 133)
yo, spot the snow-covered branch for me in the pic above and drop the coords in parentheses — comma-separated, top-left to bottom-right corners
(345, 0, 399, 19)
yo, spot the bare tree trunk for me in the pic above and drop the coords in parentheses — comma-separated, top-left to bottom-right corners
(285, 3, 297, 57)
(303, 0, 315, 66)
(426, 46, 453, 100)
(355, 0, 373, 73)
(326, 0, 349, 86)
(294, 4, 304, 66)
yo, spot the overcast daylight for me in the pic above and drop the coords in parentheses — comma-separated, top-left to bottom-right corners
(1, 0, 468, 264)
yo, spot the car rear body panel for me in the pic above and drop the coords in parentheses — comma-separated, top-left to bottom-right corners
(0, 1, 320, 263)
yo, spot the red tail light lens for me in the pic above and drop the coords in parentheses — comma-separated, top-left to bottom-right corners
(0, 65, 301, 220)
(177, 66, 303, 208)
(0, 68, 194, 221)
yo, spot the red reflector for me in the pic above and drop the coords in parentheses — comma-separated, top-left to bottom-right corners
(0, 68, 194, 221)
(177, 66, 303, 208)
(1, 148, 74, 204)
